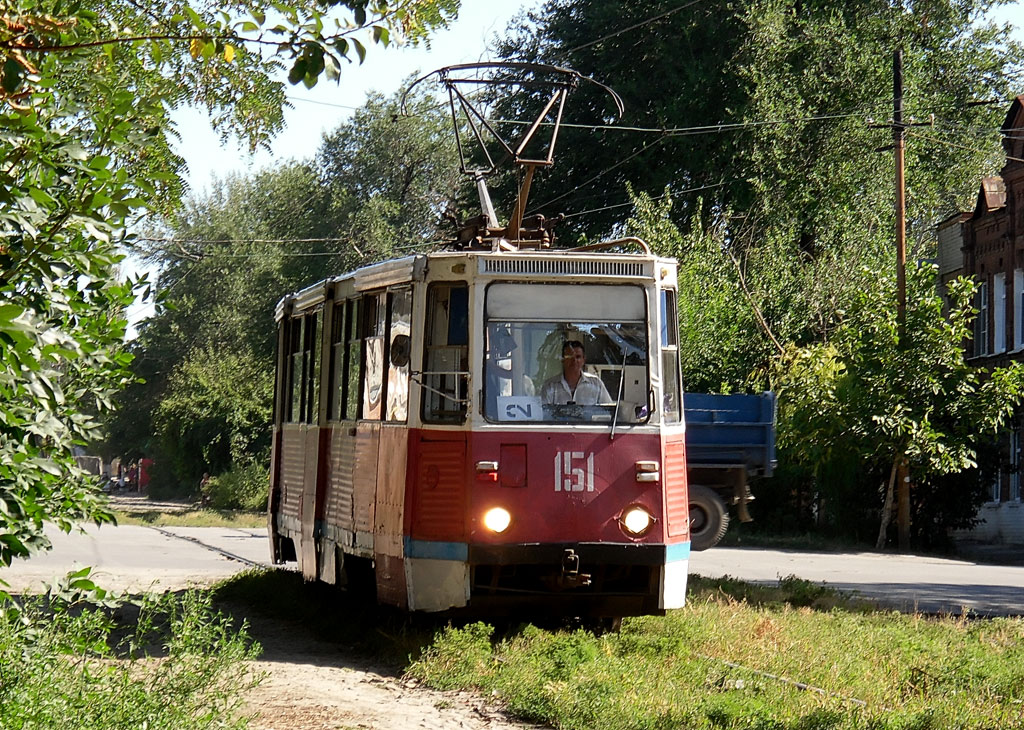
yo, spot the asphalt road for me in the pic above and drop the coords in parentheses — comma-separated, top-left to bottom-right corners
(3, 525, 1024, 616)
(0, 524, 271, 594)
(689, 547, 1024, 617)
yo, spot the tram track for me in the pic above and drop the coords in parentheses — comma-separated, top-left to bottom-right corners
(147, 525, 269, 569)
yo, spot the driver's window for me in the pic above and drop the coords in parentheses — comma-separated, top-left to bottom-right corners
(483, 283, 649, 424)
(422, 283, 468, 424)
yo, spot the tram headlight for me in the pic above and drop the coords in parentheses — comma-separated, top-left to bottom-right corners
(483, 507, 512, 533)
(620, 506, 653, 537)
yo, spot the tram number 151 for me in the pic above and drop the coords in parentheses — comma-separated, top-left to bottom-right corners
(555, 451, 595, 492)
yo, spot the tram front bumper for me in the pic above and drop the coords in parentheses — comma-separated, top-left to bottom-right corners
(466, 540, 689, 616)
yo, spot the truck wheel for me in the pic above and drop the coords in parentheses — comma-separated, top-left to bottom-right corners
(689, 485, 729, 551)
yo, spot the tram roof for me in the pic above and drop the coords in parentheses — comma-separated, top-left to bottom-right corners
(275, 246, 676, 320)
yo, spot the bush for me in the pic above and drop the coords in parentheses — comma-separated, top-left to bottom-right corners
(0, 586, 261, 730)
(202, 460, 270, 512)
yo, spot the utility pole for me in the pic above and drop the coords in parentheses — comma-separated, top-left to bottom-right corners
(871, 49, 931, 551)
(893, 49, 911, 552)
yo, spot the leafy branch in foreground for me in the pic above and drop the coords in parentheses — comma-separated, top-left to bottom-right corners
(0, 0, 459, 566)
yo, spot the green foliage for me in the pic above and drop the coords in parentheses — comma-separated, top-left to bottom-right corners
(414, 622, 495, 690)
(0, 0, 458, 565)
(155, 348, 274, 481)
(408, 580, 1024, 730)
(201, 459, 269, 512)
(105, 86, 461, 488)
(774, 266, 1024, 538)
(0, 587, 260, 730)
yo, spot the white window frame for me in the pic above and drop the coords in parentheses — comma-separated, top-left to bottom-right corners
(1014, 269, 1024, 350)
(1012, 427, 1021, 502)
(994, 273, 1006, 353)
(991, 468, 1002, 503)
(976, 279, 990, 357)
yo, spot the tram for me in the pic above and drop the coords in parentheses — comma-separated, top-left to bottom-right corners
(267, 64, 690, 619)
(268, 238, 689, 617)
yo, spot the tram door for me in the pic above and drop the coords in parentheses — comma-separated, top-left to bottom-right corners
(277, 309, 322, 579)
(410, 283, 470, 544)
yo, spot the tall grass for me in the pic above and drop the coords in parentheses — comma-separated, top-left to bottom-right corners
(0, 587, 261, 729)
(409, 577, 1024, 729)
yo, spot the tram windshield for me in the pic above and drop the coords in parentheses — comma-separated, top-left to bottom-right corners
(484, 283, 650, 424)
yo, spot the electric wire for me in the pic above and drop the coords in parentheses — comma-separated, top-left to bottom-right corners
(558, 0, 708, 56)
(561, 179, 737, 219)
(905, 129, 1024, 164)
(527, 135, 670, 216)
(139, 96, 1017, 259)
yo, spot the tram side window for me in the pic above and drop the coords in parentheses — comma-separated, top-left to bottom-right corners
(661, 289, 682, 423)
(287, 311, 319, 424)
(328, 299, 354, 422)
(422, 283, 469, 424)
(346, 299, 362, 420)
(362, 293, 387, 420)
(386, 289, 412, 422)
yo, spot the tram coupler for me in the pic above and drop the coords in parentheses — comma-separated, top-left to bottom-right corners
(559, 548, 592, 589)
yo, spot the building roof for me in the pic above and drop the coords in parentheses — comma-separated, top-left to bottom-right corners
(1002, 95, 1024, 161)
(1001, 95, 1024, 136)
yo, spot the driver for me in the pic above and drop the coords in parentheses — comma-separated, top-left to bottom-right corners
(540, 340, 612, 405)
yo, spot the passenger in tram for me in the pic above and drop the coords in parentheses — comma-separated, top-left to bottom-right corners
(540, 339, 612, 405)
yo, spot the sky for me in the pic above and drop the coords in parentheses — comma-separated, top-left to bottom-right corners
(171, 0, 543, 194)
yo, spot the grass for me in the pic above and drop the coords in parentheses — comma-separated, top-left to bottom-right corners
(113, 509, 265, 528)
(0, 588, 261, 730)
(405, 576, 1024, 730)
(211, 567, 435, 667)
(208, 568, 1024, 729)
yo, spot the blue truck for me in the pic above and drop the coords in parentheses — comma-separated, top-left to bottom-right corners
(684, 392, 778, 550)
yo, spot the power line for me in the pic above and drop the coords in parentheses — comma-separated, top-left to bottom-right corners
(559, 0, 708, 56)
(488, 108, 881, 136)
(528, 135, 671, 216)
(137, 236, 350, 245)
(562, 179, 736, 219)
(905, 129, 1024, 164)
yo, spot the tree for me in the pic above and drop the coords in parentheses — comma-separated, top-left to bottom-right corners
(495, 0, 1022, 379)
(0, 0, 459, 567)
(497, 0, 1020, 242)
(773, 267, 1024, 545)
(104, 85, 461, 494)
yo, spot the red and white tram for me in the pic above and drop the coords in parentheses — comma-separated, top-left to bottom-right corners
(268, 237, 691, 618)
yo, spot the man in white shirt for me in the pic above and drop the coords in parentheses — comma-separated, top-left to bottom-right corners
(540, 340, 613, 405)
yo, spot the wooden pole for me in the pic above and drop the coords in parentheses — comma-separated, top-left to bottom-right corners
(893, 49, 911, 551)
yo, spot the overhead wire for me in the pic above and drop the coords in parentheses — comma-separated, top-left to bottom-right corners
(561, 179, 738, 219)
(905, 129, 1024, 164)
(558, 0, 708, 56)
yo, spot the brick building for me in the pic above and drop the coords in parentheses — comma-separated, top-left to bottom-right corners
(939, 96, 1024, 543)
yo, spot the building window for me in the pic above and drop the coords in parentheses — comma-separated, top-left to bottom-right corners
(994, 273, 1006, 353)
(975, 279, 990, 357)
(1012, 426, 1021, 502)
(1015, 270, 1024, 350)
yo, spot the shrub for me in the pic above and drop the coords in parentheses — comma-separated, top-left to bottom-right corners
(0, 585, 261, 730)
(202, 460, 270, 512)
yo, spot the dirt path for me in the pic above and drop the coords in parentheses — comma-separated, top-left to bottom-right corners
(238, 609, 545, 730)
